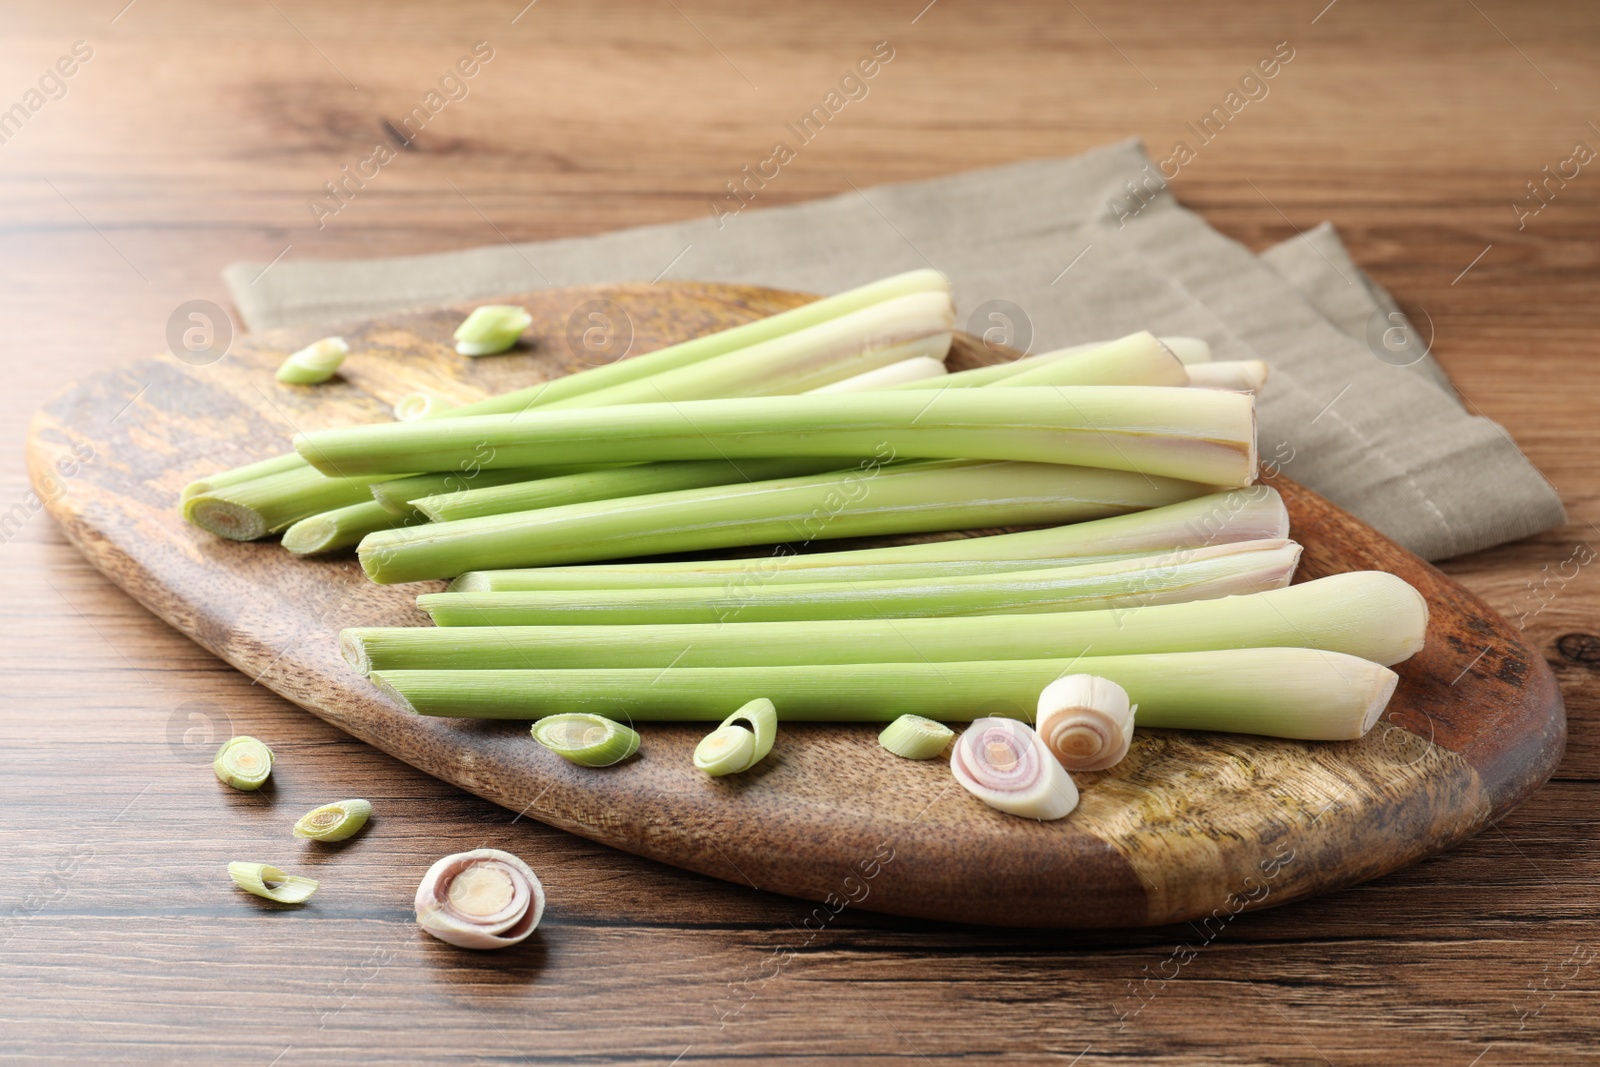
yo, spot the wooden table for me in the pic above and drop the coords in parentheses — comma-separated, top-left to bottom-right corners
(2, 2, 1596, 1063)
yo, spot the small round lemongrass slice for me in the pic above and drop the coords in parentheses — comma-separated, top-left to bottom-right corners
(415, 848, 544, 950)
(694, 698, 776, 776)
(950, 717, 1078, 820)
(531, 713, 640, 767)
(454, 305, 532, 356)
(394, 391, 453, 421)
(1036, 674, 1137, 772)
(275, 336, 348, 384)
(214, 736, 274, 791)
(228, 861, 319, 904)
(878, 714, 955, 760)
(292, 799, 373, 842)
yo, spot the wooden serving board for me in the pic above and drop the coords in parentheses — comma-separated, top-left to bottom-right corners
(27, 282, 1564, 928)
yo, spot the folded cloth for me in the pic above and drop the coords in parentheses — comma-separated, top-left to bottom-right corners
(226, 139, 1563, 561)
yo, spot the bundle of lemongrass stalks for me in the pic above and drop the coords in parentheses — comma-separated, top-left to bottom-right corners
(185, 269, 1426, 789)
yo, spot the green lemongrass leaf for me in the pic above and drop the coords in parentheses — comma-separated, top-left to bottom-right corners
(879, 715, 955, 759)
(275, 337, 348, 384)
(228, 861, 319, 904)
(530, 713, 640, 767)
(214, 736, 274, 791)
(370, 647, 1400, 742)
(448, 488, 1289, 591)
(455, 305, 532, 356)
(293, 799, 373, 842)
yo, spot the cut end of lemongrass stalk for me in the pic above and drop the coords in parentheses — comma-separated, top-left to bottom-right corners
(281, 512, 341, 554)
(694, 697, 777, 775)
(214, 736, 274, 791)
(1159, 337, 1212, 364)
(228, 861, 319, 904)
(950, 718, 1078, 820)
(340, 629, 375, 674)
(454, 305, 532, 356)
(293, 799, 373, 842)
(531, 713, 640, 767)
(1036, 675, 1137, 772)
(415, 848, 544, 949)
(184, 494, 268, 541)
(808, 355, 948, 393)
(1187, 360, 1270, 394)
(395, 392, 453, 421)
(275, 336, 349, 384)
(878, 714, 955, 759)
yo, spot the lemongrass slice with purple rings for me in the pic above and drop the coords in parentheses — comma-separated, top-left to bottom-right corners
(950, 718, 1078, 820)
(1036, 674, 1137, 772)
(415, 848, 544, 950)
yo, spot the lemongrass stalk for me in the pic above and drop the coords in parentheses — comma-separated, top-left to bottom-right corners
(529, 290, 953, 410)
(368, 465, 595, 516)
(809, 355, 947, 392)
(449, 487, 1289, 591)
(282, 500, 417, 555)
(401, 567, 1422, 674)
(181, 452, 307, 502)
(372, 646, 1399, 741)
(1161, 337, 1212, 364)
(358, 460, 1211, 583)
(184, 466, 391, 540)
(416, 540, 1300, 626)
(894, 332, 1188, 391)
(344, 571, 1427, 674)
(414, 457, 853, 523)
(298, 387, 1257, 487)
(1187, 360, 1269, 394)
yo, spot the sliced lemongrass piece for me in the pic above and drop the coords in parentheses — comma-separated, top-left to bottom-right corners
(228, 861, 319, 904)
(809, 355, 947, 392)
(448, 487, 1290, 591)
(181, 452, 306, 503)
(878, 715, 954, 759)
(372, 647, 1400, 741)
(1160, 337, 1212, 364)
(283, 500, 414, 555)
(951, 718, 1078, 820)
(454, 305, 532, 356)
(531, 713, 640, 767)
(184, 466, 392, 541)
(293, 799, 373, 842)
(358, 460, 1211, 583)
(694, 698, 776, 775)
(275, 337, 349, 384)
(395, 392, 453, 421)
(214, 736, 273, 791)
(296, 385, 1256, 487)
(1187, 360, 1269, 394)
(1036, 675, 1137, 772)
(415, 848, 544, 950)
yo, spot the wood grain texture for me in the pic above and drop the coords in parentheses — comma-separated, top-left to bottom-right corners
(2, 0, 1598, 1062)
(27, 282, 1562, 929)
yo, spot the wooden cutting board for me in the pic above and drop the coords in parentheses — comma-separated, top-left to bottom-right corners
(26, 282, 1564, 928)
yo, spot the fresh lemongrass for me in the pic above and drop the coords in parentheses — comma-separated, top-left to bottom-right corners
(414, 457, 854, 523)
(358, 460, 1212, 583)
(395, 392, 453, 421)
(296, 386, 1257, 487)
(530, 713, 640, 767)
(282, 500, 415, 555)
(1036, 675, 1136, 772)
(951, 718, 1079, 820)
(892, 332, 1183, 390)
(448, 487, 1289, 591)
(455, 305, 532, 356)
(416, 541, 1300, 626)
(368, 466, 593, 517)
(292, 799, 373, 842)
(181, 452, 307, 502)
(372, 647, 1399, 741)
(809, 355, 947, 392)
(214, 736, 274, 791)
(530, 290, 953, 410)
(694, 698, 777, 776)
(414, 848, 544, 950)
(1160, 337, 1212, 364)
(185, 466, 391, 541)
(346, 571, 1427, 674)
(1187, 360, 1269, 394)
(275, 336, 348, 384)
(228, 862, 319, 904)
(878, 715, 955, 759)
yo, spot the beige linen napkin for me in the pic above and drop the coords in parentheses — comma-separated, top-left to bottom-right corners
(226, 139, 1563, 561)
